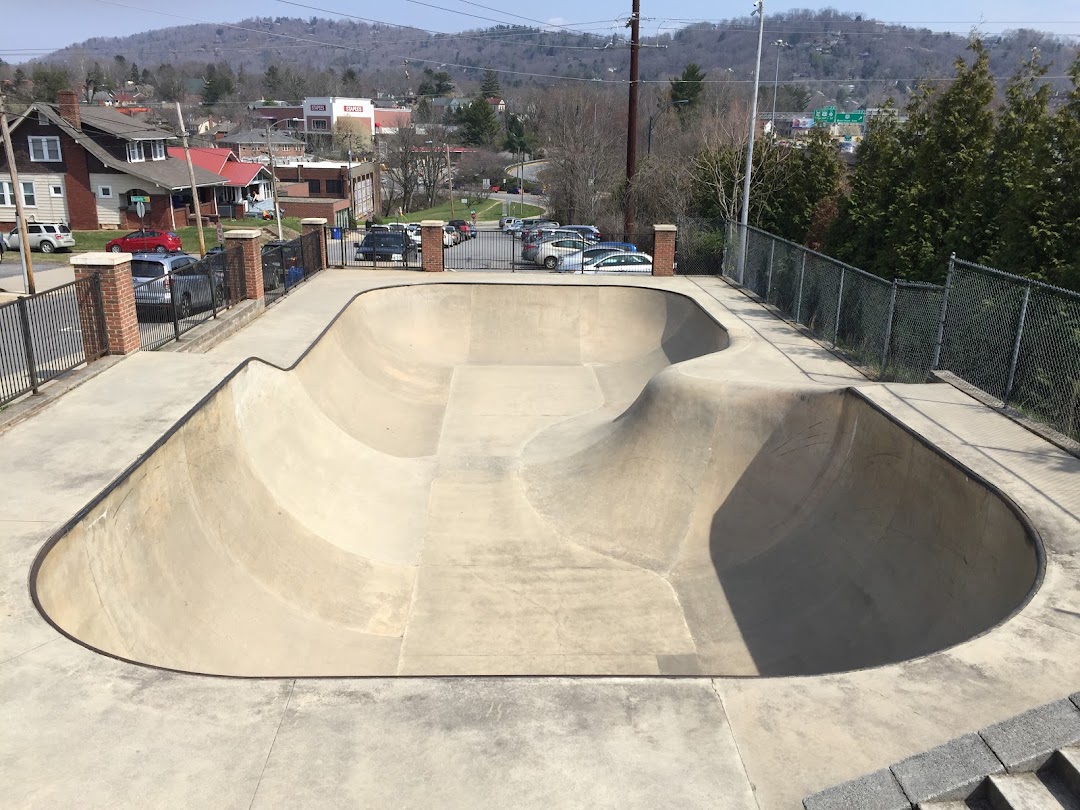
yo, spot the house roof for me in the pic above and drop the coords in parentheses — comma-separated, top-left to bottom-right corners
(219, 128, 305, 146)
(166, 146, 267, 187)
(75, 104, 175, 141)
(30, 104, 227, 191)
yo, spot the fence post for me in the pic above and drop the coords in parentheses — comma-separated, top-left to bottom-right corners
(16, 297, 40, 395)
(301, 218, 328, 272)
(795, 251, 807, 323)
(880, 280, 899, 379)
(833, 266, 845, 347)
(224, 230, 265, 303)
(930, 253, 955, 371)
(1002, 282, 1032, 408)
(169, 275, 182, 341)
(421, 220, 445, 272)
(71, 252, 141, 355)
(765, 239, 775, 301)
(208, 262, 218, 319)
(652, 224, 677, 276)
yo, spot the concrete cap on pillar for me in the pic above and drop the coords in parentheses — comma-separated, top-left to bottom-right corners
(223, 229, 263, 240)
(421, 220, 445, 228)
(653, 224, 677, 232)
(301, 218, 328, 226)
(70, 252, 133, 267)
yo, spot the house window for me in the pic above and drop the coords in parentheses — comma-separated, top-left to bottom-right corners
(1, 181, 36, 207)
(127, 141, 144, 162)
(150, 140, 166, 160)
(50, 183, 64, 198)
(37, 109, 49, 126)
(308, 179, 321, 195)
(28, 135, 62, 162)
(98, 186, 113, 199)
(21, 181, 36, 207)
(325, 179, 343, 195)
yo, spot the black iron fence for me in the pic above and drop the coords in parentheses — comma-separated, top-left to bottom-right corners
(135, 247, 243, 351)
(262, 231, 324, 307)
(0, 275, 107, 407)
(330, 226, 423, 270)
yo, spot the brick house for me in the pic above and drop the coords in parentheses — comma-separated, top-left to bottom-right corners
(0, 90, 226, 232)
(218, 128, 305, 161)
(272, 159, 381, 228)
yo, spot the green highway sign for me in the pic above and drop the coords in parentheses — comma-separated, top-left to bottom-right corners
(813, 106, 837, 124)
(835, 112, 866, 124)
(130, 195, 150, 203)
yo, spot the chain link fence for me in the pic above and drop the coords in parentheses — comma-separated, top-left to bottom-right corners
(936, 258, 1080, 444)
(721, 223, 944, 381)
(715, 222, 1080, 448)
(674, 218, 727, 275)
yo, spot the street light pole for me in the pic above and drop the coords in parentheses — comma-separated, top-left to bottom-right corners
(445, 142, 455, 219)
(737, 0, 766, 282)
(647, 99, 689, 156)
(262, 117, 302, 241)
(771, 40, 784, 137)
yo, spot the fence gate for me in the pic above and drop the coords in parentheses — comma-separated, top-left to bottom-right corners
(444, 226, 518, 271)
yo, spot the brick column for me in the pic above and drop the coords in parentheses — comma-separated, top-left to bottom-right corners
(652, 224, 677, 276)
(301, 217, 328, 271)
(71, 253, 140, 355)
(224, 229, 265, 302)
(421, 220, 444, 272)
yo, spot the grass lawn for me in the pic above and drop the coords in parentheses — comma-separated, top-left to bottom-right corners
(397, 199, 543, 224)
(72, 217, 306, 255)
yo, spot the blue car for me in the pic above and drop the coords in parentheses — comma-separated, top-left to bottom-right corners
(592, 241, 638, 253)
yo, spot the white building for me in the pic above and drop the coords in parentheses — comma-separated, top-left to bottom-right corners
(303, 98, 376, 139)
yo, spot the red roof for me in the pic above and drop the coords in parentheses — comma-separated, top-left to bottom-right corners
(166, 146, 264, 186)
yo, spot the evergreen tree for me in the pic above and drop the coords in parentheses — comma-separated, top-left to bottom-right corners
(504, 113, 529, 154)
(981, 50, 1057, 281)
(129, 62, 140, 84)
(263, 65, 282, 98)
(461, 97, 499, 146)
(670, 63, 706, 109)
(763, 129, 843, 243)
(1050, 54, 1080, 291)
(202, 64, 235, 105)
(480, 68, 501, 97)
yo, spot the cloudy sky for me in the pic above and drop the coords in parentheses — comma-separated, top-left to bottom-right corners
(5, 0, 1078, 63)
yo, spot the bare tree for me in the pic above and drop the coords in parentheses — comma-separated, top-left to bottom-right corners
(381, 126, 423, 215)
(417, 124, 450, 209)
(333, 118, 371, 159)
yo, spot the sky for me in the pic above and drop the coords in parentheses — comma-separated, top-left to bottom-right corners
(5, 0, 1079, 63)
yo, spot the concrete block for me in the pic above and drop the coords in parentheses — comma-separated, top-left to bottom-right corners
(981, 698, 1080, 773)
(803, 768, 910, 810)
(891, 733, 1003, 804)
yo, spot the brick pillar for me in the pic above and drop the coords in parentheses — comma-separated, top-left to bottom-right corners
(652, 224, 677, 276)
(421, 220, 444, 272)
(224, 229, 265, 302)
(301, 217, 328, 271)
(71, 253, 140, 355)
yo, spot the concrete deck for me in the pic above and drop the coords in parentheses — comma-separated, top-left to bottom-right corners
(2, 270, 1078, 808)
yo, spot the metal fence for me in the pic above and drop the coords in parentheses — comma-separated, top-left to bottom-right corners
(331, 226, 423, 270)
(720, 221, 1080, 447)
(722, 222, 945, 381)
(0, 275, 107, 407)
(935, 258, 1080, 443)
(262, 230, 324, 307)
(136, 247, 244, 351)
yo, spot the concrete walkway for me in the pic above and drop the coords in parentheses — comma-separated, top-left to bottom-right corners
(1, 269, 1078, 808)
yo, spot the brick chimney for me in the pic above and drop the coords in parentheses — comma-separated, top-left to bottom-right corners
(57, 89, 81, 130)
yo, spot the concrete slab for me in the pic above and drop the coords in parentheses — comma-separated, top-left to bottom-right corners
(0, 269, 1078, 808)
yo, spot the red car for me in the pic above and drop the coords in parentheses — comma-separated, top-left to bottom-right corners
(106, 229, 183, 254)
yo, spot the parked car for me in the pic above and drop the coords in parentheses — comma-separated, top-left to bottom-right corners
(562, 225, 603, 243)
(533, 236, 592, 268)
(443, 225, 460, 247)
(501, 217, 521, 233)
(106, 229, 182, 254)
(6, 223, 76, 254)
(404, 224, 422, 248)
(129, 252, 221, 319)
(447, 220, 477, 239)
(592, 241, 638, 254)
(576, 252, 654, 274)
(521, 229, 586, 263)
(556, 247, 628, 272)
(354, 231, 418, 263)
(261, 240, 306, 288)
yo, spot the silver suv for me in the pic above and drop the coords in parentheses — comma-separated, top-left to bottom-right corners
(6, 223, 76, 253)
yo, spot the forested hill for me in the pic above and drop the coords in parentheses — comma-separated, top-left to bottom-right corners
(30, 11, 1080, 108)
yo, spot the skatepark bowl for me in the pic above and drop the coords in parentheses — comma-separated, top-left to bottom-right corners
(30, 283, 1040, 678)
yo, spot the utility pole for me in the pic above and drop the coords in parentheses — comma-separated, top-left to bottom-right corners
(265, 120, 285, 241)
(175, 102, 206, 256)
(737, 0, 766, 281)
(0, 94, 35, 294)
(771, 40, 785, 137)
(623, 0, 641, 241)
(446, 142, 455, 219)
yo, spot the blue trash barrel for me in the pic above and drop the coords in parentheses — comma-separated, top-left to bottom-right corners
(330, 227, 342, 240)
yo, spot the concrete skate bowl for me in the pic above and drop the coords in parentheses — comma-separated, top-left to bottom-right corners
(30, 283, 1041, 678)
